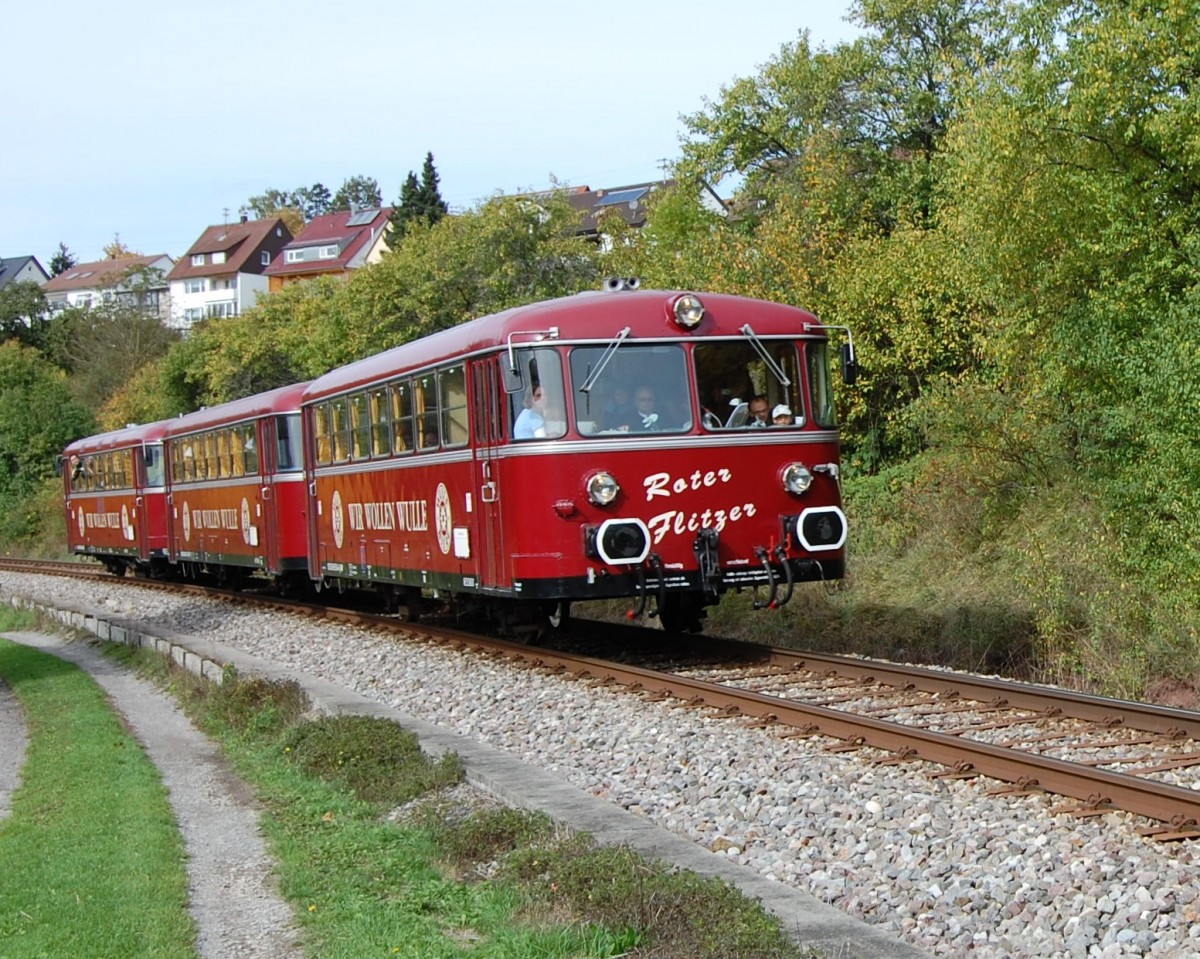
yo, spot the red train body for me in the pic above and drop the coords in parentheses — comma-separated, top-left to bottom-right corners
(161, 383, 310, 590)
(60, 286, 851, 633)
(63, 420, 171, 577)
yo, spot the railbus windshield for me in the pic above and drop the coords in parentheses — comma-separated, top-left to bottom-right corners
(570, 344, 692, 434)
(510, 336, 836, 439)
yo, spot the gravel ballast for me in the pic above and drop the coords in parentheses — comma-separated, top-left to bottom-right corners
(5, 573, 1200, 959)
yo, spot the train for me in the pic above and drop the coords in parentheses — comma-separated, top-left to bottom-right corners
(60, 282, 854, 635)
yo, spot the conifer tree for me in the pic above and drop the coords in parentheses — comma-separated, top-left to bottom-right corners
(388, 153, 448, 242)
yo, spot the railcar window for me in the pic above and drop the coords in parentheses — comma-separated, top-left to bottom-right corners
(390, 381, 413, 454)
(368, 388, 390, 457)
(242, 423, 259, 474)
(350, 393, 370, 460)
(439, 365, 468, 447)
(331, 397, 350, 463)
(510, 348, 566, 441)
(204, 434, 218, 480)
(216, 430, 232, 478)
(313, 404, 332, 466)
(807, 342, 837, 428)
(231, 428, 247, 477)
(569, 345, 690, 434)
(414, 375, 438, 450)
(144, 444, 164, 488)
(276, 415, 300, 471)
(693, 341, 804, 430)
(178, 441, 196, 482)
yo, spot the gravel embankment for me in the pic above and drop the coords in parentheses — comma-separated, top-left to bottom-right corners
(6, 573, 1200, 959)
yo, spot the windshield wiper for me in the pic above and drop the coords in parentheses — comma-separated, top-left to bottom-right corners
(739, 323, 791, 387)
(578, 326, 631, 394)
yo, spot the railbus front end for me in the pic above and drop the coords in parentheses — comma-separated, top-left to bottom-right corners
(495, 287, 852, 632)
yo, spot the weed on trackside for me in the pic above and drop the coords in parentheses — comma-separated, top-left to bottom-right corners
(113, 643, 813, 959)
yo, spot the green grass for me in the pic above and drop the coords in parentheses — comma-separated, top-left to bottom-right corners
(117, 645, 810, 959)
(0, 624, 194, 958)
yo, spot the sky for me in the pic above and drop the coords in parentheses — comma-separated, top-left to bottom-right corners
(3, 1, 859, 266)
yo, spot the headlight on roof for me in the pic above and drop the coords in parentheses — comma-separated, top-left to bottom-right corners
(668, 293, 705, 330)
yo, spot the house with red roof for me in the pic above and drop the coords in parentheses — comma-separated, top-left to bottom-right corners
(167, 216, 292, 330)
(42, 254, 174, 320)
(263, 206, 393, 292)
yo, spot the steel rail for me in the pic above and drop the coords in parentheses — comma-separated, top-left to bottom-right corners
(515, 646, 1200, 829)
(11, 559, 1200, 830)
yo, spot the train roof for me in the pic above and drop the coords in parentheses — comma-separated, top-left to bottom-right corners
(162, 381, 311, 438)
(64, 419, 171, 455)
(303, 288, 824, 401)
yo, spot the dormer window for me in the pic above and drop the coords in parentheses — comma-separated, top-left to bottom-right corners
(191, 254, 205, 267)
(212, 252, 226, 265)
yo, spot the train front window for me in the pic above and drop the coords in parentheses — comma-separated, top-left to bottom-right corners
(693, 341, 804, 430)
(509, 348, 566, 441)
(807, 342, 838, 428)
(570, 345, 691, 434)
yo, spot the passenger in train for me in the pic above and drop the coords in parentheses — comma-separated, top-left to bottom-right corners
(772, 404, 794, 425)
(748, 395, 771, 427)
(513, 384, 549, 439)
(600, 384, 636, 431)
(629, 387, 671, 431)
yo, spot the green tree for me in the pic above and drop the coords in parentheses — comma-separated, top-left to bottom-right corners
(0, 341, 93, 543)
(46, 290, 180, 411)
(332, 175, 383, 212)
(48, 242, 76, 277)
(389, 153, 448, 241)
(0, 281, 50, 351)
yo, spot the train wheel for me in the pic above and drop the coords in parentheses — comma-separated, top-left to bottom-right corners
(657, 593, 706, 634)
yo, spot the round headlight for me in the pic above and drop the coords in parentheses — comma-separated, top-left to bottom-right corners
(669, 293, 705, 330)
(586, 471, 620, 506)
(781, 463, 814, 494)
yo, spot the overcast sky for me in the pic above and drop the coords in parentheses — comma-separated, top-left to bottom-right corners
(3, 1, 859, 265)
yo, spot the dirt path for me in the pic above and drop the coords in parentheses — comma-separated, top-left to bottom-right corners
(1, 632, 303, 959)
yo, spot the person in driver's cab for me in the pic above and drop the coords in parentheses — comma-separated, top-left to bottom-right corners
(748, 395, 771, 427)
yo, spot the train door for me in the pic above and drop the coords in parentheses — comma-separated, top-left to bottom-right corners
(470, 356, 507, 589)
(136, 441, 165, 560)
(258, 417, 280, 572)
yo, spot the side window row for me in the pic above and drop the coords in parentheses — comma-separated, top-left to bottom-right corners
(312, 365, 468, 466)
(69, 448, 135, 492)
(170, 423, 259, 483)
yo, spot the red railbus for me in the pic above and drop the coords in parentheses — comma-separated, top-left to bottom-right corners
(62, 420, 171, 577)
(162, 383, 310, 592)
(302, 285, 852, 632)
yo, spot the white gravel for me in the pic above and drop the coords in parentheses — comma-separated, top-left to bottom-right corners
(6, 572, 1200, 959)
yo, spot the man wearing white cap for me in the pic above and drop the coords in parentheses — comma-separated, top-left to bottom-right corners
(772, 404, 794, 425)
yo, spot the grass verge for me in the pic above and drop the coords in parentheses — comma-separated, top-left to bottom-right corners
(0, 612, 194, 958)
(116, 643, 811, 959)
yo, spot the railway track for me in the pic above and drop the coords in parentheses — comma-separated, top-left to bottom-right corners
(9, 556, 1200, 839)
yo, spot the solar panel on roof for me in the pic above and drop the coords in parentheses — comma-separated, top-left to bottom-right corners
(345, 209, 381, 226)
(595, 187, 649, 207)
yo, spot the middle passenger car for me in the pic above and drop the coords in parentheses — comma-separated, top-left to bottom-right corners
(163, 382, 310, 593)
